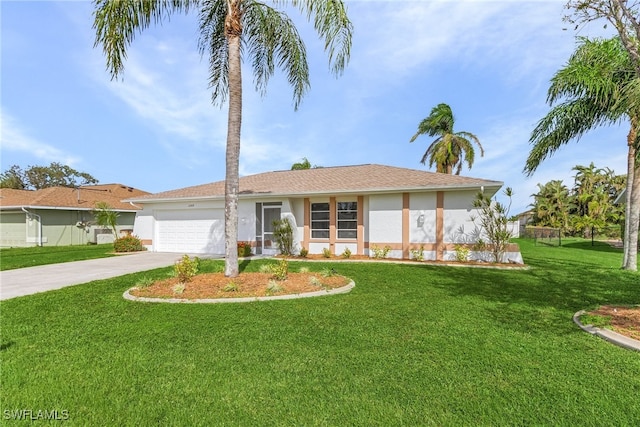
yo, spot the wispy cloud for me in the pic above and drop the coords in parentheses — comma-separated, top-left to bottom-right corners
(0, 110, 79, 165)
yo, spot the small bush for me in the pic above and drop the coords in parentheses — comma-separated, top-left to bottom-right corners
(454, 245, 470, 262)
(174, 255, 200, 283)
(321, 267, 337, 277)
(341, 248, 352, 259)
(258, 264, 272, 273)
(266, 280, 283, 295)
(410, 246, 425, 261)
(136, 276, 155, 289)
(299, 247, 309, 258)
(269, 258, 289, 281)
(172, 283, 185, 295)
(309, 276, 323, 288)
(371, 244, 391, 259)
(113, 235, 145, 252)
(237, 241, 252, 257)
(322, 248, 331, 258)
(223, 282, 239, 292)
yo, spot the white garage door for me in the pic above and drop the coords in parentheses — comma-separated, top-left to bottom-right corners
(155, 209, 224, 254)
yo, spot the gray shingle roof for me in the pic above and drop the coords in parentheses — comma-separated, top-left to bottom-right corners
(129, 164, 503, 202)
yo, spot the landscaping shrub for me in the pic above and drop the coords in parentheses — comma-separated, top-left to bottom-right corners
(454, 245, 470, 262)
(174, 255, 200, 283)
(266, 280, 283, 295)
(113, 235, 145, 252)
(299, 247, 309, 258)
(410, 245, 425, 261)
(470, 187, 513, 262)
(341, 248, 352, 259)
(273, 218, 294, 256)
(371, 244, 391, 259)
(237, 241, 252, 257)
(223, 282, 239, 292)
(269, 258, 289, 280)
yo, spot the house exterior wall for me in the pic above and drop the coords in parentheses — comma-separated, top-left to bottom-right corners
(368, 193, 404, 258)
(443, 190, 478, 245)
(0, 209, 137, 247)
(0, 212, 27, 247)
(132, 190, 523, 263)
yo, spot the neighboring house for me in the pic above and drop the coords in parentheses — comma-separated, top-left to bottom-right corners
(128, 164, 523, 262)
(0, 184, 149, 247)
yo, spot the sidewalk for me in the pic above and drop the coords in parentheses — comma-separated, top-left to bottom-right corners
(0, 252, 189, 300)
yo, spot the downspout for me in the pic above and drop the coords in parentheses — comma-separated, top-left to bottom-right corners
(21, 207, 42, 247)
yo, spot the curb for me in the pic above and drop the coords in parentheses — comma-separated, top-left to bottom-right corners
(123, 280, 355, 304)
(573, 310, 640, 352)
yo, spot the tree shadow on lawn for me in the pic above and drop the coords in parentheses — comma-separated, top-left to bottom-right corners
(560, 240, 623, 254)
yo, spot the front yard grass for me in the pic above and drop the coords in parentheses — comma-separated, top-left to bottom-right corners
(0, 244, 115, 271)
(1, 238, 638, 425)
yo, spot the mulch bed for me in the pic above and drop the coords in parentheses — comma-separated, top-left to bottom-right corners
(587, 305, 640, 341)
(130, 272, 350, 300)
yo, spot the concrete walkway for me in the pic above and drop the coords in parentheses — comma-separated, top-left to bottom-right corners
(0, 252, 190, 301)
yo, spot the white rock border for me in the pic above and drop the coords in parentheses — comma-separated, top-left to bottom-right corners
(123, 280, 355, 304)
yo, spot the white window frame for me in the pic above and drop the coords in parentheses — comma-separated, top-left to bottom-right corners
(311, 202, 330, 239)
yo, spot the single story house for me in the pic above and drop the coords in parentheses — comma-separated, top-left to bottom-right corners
(0, 184, 149, 247)
(127, 164, 523, 262)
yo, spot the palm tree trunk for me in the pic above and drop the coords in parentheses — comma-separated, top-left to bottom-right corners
(627, 161, 640, 271)
(622, 121, 639, 271)
(224, 4, 243, 277)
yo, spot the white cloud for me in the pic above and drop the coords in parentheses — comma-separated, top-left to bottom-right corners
(0, 110, 80, 165)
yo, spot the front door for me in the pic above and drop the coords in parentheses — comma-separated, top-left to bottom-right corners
(260, 203, 281, 255)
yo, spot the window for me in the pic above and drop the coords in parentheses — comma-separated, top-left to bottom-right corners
(337, 201, 357, 239)
(311, 203, 330, 238)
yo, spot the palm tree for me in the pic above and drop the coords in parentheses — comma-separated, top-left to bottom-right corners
(291, 157, 312, 170)
(531, 180, 573, 231)
(524, 37, 639, 271)
(410, 103, 484, 175)
(93, 0, 352, 277)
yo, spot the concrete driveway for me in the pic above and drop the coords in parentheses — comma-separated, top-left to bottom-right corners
(0, 252, 198, 301)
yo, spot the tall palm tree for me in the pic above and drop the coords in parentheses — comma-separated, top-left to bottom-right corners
(93, 0, 352, 277)
(524, 37, 639, 271)
(410, 103, 484, 175)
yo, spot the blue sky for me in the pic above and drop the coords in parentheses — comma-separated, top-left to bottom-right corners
(1, 0, 630, 214)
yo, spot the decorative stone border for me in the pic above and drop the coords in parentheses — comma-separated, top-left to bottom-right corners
(123, 280, 355, 304)
(573, 310, 640, 352)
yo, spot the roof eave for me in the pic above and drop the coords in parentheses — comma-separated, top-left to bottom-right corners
(0, 205, 139, 212)
(125, 182, 504, 204)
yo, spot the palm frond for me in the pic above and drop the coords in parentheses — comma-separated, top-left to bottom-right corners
(198, 0, 229, 106)
(93, 0, 193, 79)
(244, 2, 310, 109)
(280, 0, 353, 76)
(525, 97, 622, 176)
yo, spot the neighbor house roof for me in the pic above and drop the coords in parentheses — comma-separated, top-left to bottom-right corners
(128, 164, 503, 202)
(0, 184, 149, 211)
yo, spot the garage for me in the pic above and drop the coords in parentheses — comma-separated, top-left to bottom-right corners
(155, 209, 224, 254)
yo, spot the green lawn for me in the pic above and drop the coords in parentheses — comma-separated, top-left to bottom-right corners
(0, 244, 115, 271)
(1, 239, 638, 425)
